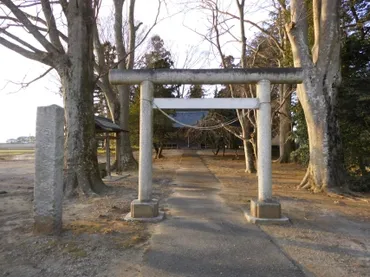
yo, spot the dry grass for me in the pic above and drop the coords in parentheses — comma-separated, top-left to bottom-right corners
(64, 219, 150, 249)
(199, 149, 370, 277)
(200, 150, 370, 217)
(0, 149, 182, 276)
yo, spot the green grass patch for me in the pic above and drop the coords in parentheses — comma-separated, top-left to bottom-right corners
(0, 149, 34, 156)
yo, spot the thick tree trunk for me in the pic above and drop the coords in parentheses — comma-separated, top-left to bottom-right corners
(278, 84, 293, 163)
(61, 0, 107, 197)
(298, 74, 346, 192)
(116, 84, 138, 172)
(287, 0, 345, 191)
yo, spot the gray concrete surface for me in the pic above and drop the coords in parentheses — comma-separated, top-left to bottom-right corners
(140, 151, 306, 277)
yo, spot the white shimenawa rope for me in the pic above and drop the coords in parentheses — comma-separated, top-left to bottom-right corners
(153, 103, 240, 130)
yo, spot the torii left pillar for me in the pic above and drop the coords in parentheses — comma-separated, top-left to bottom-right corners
(125, 81, 162, 221)
(245, 80, 288, 224)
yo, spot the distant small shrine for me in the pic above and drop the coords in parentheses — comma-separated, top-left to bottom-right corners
(95, 116, 127, 178)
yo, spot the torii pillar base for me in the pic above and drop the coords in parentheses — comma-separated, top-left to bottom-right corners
(124, 199, 164, 222)
(244, 199, 289, 225)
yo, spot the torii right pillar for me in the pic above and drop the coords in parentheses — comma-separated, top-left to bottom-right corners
(245, 80, 289, 224)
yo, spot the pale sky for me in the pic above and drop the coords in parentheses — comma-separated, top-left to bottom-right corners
(0, 0, 267, 142)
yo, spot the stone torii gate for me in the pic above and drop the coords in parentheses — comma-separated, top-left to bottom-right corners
(109, 68, 304, 223)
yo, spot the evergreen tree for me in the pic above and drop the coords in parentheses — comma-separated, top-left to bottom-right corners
(187, 84, 204, 98)
(338, 0, 370, 190)
(130, 36, 178, 158)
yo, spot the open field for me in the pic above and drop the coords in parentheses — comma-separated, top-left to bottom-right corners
(0, 143, 35, 159)
(0, 143, 35, 150)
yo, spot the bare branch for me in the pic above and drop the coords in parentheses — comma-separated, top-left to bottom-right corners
(23, 11, 48, 26)
(5, 67, 54, 94)
(128, 0, 163, 63)
(1, 0, 58, 54)
(222, 124, 244, 140)
(217, 9, 285, 54)
(113, 0, 128, 69)
(0, 12, 68, 43)
(0, 36, 52, 65)
(40, 0, 65, 52)
(0, 15, 18, 23)
(13, 67, 54, 89)
(126, 0, 136, 69)
(312, 0, 321, 63)
(236, 0, 246, 68)
(92, 21, 118, 120)
(0, 27, 41, 53)
(59, 0, 68, 16)
(271, 87, 294, 119)
(277, 0, 288, 13)
(17, 1, 59, 8)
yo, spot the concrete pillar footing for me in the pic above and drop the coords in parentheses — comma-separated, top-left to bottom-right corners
(243, 199, 290, 225)
(124, 199, 164, 222)
(124, 211, 165, 222)
(251, 199, 281, 218)
(244, 211, 290, 225)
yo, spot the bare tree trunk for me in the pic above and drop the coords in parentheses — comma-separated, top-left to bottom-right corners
(61, 0, 107, 196)
(157, 144, 164, 159)
(240, 117, 256, 173)
(154, 143, 164, 159)
(116, 84, 137, 171)
(92, 22, 120, 122)
(153, 143, 159, 157)
(298, 76, 346, 191)
(238, 1, 256, 173)
(286, 0, 346, 191)
(358, 156, 368, 176)
(114, 0, 138, 172)
(278, 84, 293, 163)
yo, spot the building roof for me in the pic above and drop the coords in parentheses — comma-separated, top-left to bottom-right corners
(95, 116, 128, 133)
(172, 110, 208, 128)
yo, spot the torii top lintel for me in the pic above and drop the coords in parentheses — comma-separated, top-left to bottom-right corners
(109, 68, 304, 85)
